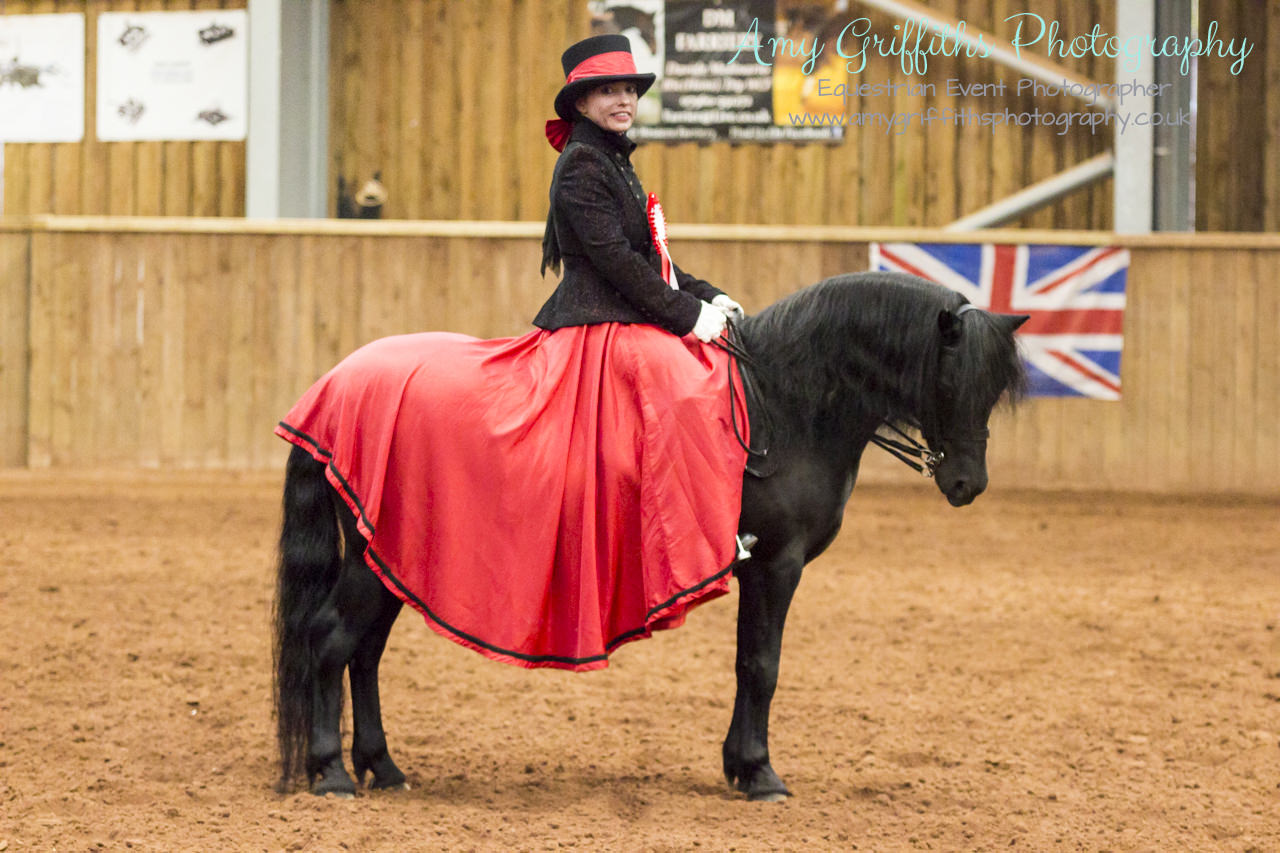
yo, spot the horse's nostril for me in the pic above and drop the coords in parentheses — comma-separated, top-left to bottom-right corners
(946, 479, 976, 507)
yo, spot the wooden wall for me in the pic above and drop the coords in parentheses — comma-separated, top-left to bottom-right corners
(328, 0, 1115, 229)
(3, 216, 1278, 496)
(1195, 1, 1280, 232)
(0, 226, 29, 467)
(326, 0, 1280, 231)
(5, 1, 1277, 230)
(0, 0, 247, 218)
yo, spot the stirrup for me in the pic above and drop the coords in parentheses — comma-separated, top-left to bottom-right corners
(736, 533, 758, 561)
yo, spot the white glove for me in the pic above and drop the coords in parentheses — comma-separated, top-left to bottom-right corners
(712, 294, 745, 322)
(691, 302, 728, 342)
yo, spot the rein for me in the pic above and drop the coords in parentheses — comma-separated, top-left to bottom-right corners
(867, 423, 989, 478)
(711, 321, 773, 476)
(869, 423, 943, 478)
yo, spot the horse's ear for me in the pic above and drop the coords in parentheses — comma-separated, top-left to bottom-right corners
(937, 309, 962, 345)
(1001, 314, 1030, 333)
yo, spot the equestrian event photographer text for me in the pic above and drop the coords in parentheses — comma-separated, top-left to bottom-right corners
(727, 13, 1253, 77)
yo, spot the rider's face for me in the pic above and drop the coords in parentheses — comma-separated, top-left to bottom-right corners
(576, 81, 638, 133)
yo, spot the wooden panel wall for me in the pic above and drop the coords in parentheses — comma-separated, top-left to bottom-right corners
(5, 1, 1275, 230)
(0, 227, 29, 466)
(17, 224, 547, 468)
(4, 217, 1279, 496)
(328, 0, 1116, 229)
(0, 0, 247, 218)
(1196, 0, 1280, 232)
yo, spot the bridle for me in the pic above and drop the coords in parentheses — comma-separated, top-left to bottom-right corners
(869, 421, 989, 479)
(869, 423, 944, 478)
(870, 303, 986, 478)
(713, 303, 988, 480)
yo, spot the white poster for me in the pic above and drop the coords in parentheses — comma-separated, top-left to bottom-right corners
(97, 10, 247, 141)
(0, 14, 86, 143)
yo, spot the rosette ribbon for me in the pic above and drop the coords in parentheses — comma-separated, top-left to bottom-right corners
(646, 193, 679, 290)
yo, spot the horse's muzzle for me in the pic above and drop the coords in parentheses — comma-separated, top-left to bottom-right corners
(943, 476, 986, 506)
(937, 462, 988, 506)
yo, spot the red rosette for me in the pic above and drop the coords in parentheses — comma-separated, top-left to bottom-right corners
(646, 193, 679, 290)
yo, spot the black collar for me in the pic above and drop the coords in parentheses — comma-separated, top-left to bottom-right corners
(570, 118, 635, 159)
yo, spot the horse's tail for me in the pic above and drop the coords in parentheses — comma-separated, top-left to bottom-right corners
(272, 445, 340, 792)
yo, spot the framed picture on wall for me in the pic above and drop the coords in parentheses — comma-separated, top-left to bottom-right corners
(97, 9, 248, 142)
(0, 13, 85, 143)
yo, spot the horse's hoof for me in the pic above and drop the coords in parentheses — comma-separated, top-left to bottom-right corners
(320, 790, 356, 800)
(311, 770, 357, 799)
(358, 756, 407, 791)
(731, 764, 791, 802)
(367, 771, 408, 791)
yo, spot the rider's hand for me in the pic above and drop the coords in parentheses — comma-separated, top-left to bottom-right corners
(691, 302, 729, 342)
(712, 294, 745, 322)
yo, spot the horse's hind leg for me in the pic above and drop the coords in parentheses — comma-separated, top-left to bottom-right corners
(339, 510, 407, 789)
(306, 588, 360, 796)
(305, 503, 402, 796)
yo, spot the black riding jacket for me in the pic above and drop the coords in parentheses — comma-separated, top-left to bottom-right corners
(534, 120, 723, 336)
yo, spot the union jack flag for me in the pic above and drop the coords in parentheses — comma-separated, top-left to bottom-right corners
(869, 242, 1129, 400)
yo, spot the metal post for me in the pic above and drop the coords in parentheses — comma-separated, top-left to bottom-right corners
(1152, 0, 1196, 231)
(1113, 0, 1156, 233)
(246, 0, 328, 219)
(279, 0, 329, 218)
(946, 152, 1115, 231)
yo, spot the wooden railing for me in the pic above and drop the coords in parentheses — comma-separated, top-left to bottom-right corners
(3, 216, 1278, 495)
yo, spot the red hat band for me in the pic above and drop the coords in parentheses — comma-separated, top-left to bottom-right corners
(565, 51, 639, 84)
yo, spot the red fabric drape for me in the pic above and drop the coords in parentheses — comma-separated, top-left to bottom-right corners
(277, 324, 747, 671)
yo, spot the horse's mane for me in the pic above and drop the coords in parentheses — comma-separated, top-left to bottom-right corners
(738, 272, 1025, 443)
(945, 297, 1029, 426)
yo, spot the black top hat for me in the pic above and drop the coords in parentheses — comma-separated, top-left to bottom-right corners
(553, 34, 656, 122)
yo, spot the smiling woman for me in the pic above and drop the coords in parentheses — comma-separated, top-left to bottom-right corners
(538, 34, 742, 336)
(574, 80, 640, 134)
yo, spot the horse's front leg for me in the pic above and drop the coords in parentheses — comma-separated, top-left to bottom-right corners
(723, 549, 803, 801)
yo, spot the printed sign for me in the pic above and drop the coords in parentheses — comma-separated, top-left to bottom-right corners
(0, 14, 85, 143)
(592, 0, 840, 143)
(97, 10, 247, 141)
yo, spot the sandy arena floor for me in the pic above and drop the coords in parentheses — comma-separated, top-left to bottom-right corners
(1, 471, 1277, 852)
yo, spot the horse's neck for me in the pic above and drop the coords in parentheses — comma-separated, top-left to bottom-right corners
(747, 371, 892, 476)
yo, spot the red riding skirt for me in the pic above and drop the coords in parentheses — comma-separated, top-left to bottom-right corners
(276, 323, 748, 671)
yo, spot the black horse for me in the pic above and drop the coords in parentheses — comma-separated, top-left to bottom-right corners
(273, 271, 1028, 801)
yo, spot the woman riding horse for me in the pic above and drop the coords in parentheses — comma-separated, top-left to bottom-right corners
(276, 34, 756, 673)
(270, 30, 1030, 802)
(533, 31, 756, 633)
